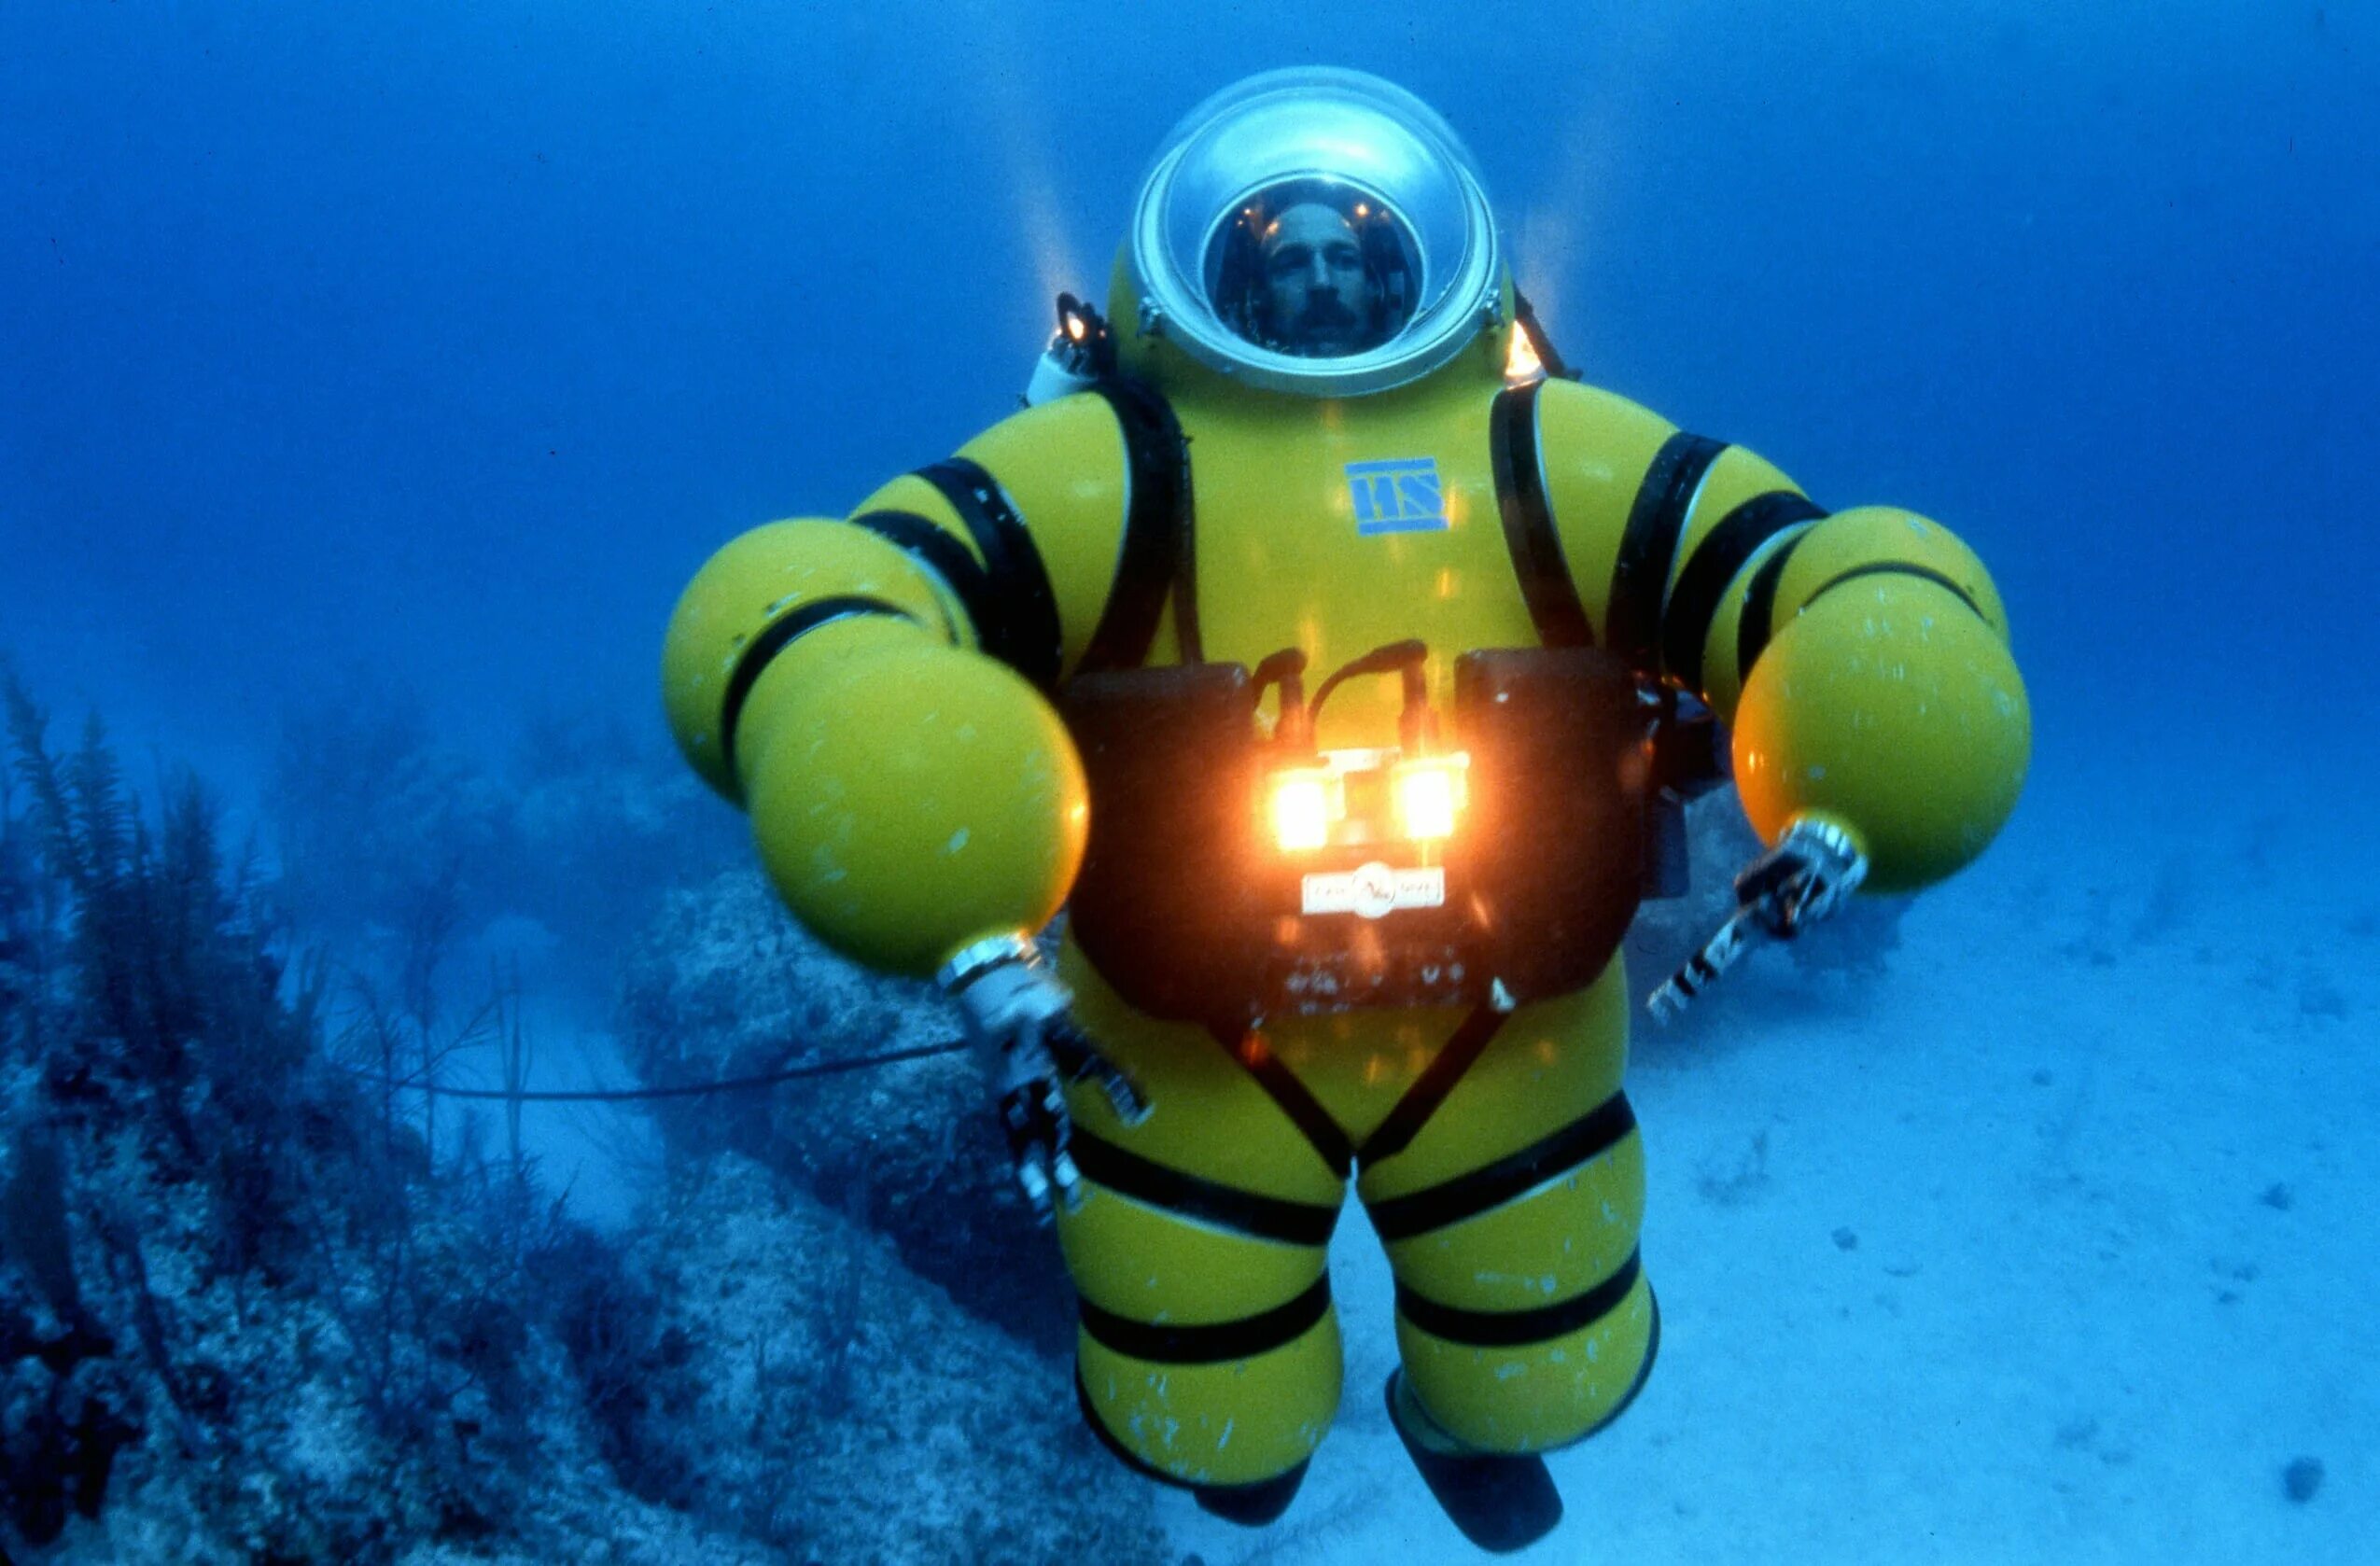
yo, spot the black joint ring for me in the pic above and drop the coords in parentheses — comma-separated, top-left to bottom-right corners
(719, 594, 917, 778)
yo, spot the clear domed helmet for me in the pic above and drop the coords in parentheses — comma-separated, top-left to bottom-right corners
(1127, 68, 1505, 398)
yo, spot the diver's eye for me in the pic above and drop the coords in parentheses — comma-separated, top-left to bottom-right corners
(1267, 245, 1310, 278)
(1325, 244, 1361, 270)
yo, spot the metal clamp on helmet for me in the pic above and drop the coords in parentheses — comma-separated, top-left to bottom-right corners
(1126, 68, 1505, 398)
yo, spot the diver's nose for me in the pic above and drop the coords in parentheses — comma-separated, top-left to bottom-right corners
(1306, 252, 1335, 287)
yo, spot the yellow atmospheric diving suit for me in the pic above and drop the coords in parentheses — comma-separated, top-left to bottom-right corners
(661, 69, 2029, 1551)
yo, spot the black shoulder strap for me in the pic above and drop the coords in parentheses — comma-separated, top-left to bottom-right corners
(1489, 380, 1594, 649)
(1078, 376, 1197, 673)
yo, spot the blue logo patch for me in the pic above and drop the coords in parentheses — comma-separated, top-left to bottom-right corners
(1346, 457, 1449, 536)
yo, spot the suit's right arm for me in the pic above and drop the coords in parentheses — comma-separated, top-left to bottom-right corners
(661, 391, 1152, 978)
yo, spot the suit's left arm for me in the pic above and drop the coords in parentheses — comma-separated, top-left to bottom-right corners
(1523, 378, 2030, 895)
(1667, 496, 2032, 896)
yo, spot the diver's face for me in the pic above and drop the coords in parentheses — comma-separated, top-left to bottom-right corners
(1260, 203, 1374, 357)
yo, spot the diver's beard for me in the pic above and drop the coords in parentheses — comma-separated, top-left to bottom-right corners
(1285, 301, 1362, 356)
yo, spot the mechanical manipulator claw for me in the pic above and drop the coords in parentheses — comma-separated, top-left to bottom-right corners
(943, 936, 1150, 1223)
(1645, 816, 1868, 1024)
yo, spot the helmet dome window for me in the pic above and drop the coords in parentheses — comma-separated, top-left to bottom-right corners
(1128, 68, 1502, 397)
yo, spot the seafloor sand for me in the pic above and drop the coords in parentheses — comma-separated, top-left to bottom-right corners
(1159, 757, 2377, 1564)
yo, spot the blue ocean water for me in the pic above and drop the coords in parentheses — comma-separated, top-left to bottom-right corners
(3, 3, 2374, 1560)
(9, 1, 2373, 772)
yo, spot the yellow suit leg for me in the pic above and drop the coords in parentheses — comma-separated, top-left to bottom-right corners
(1057, 943, 1657, 1484)
(1354, 960, 1657, 1454)
(1055, 943, 1350, 1494)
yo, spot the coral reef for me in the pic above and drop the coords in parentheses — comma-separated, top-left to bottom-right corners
(589, 1154, 1166, 1565)
(617, 870, 1077, 1357)
(0, 669, 1156, 1562)
(0, 653, 1915, 1561)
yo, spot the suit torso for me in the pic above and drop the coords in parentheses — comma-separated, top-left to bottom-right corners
(1165, 366, 1538, 747)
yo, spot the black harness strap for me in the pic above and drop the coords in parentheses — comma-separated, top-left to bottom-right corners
(1212, 1025, 1355, 1181)
(1491, 381, 1595, 650)
(1365, 1091, 1639, 1242)
(1068, 1132, 1340, 1248)
(913, 458, 1064, 691)
(1354, 1003, 1508, 1168)
(1660, 491, 1827, 692)
(1607, 433, 1729, 672)
(719, 594, 918, 777)
(1079, 1275, 1332, 1364)
(1078, 377, 1195, 673)
(1395, 1247, 1643, 1349)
